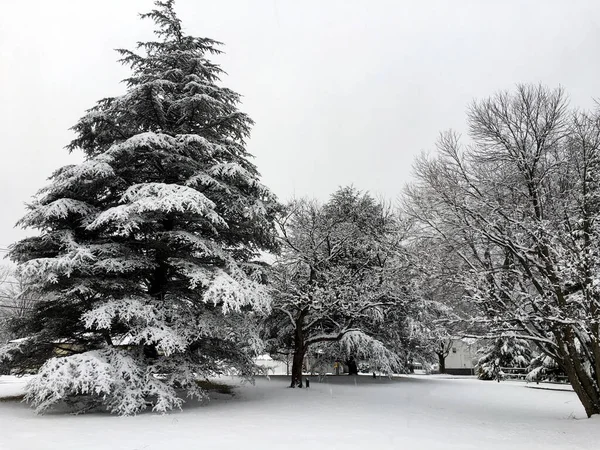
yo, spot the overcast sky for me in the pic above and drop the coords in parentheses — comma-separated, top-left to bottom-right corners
(1, 0, 600, 248)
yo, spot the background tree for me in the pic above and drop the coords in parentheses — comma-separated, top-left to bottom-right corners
(0, 265, 41, 346)
(0, 0, 279, 415)
(405, 84, 600, 417)
(266, 187, 402, 387)
(434, 339, 453, 374)
(399, 219, 474, 373)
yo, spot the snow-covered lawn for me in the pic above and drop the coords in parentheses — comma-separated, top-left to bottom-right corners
(1, 374, 598, 450)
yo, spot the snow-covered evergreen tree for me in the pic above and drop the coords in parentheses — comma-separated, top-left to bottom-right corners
(527, 353, 567, 383)
(0, 1, 279, 414)
(476, 335, 532, 381)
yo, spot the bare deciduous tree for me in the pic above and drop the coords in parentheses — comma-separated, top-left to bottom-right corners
(406, 84, 600, 417)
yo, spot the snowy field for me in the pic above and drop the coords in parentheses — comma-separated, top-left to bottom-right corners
(1, 375, 598, 450)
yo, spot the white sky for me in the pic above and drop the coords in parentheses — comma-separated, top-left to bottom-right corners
(1, 0, 600, 248)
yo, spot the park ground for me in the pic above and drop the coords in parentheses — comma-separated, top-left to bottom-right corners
(1, 374, 599, 450)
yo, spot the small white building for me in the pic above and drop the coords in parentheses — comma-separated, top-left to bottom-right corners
(444, 338, 479, 375)
(254, 354, 288, 375)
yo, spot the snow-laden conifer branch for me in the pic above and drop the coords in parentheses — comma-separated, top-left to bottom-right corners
(19, 199, 98, 229)
(88, 182, 227, 235)
(25, 349, 186, 415)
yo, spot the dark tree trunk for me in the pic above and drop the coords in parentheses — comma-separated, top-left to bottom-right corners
(290, 313, 307, 388)
(554, 331, 600, 417)
(290, 347, 306, 388)
(347, 358, 358, 375)
(560, 357, 600, 417)
(437, 352, 446, 374)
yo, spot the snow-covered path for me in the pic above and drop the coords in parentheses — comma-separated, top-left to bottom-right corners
(0, 375, 598, 450)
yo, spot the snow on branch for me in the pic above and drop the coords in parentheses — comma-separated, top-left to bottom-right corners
(93, 255, 155, 274)
(339, 330, 401, 374)
(133, 325, 188, 356)
(171, 259, 271, 313)
(176, 134, 225, 155)
(62, 159, 115, 180)
(123, 183, 219, 218)
(170, 259, 214, 289)
(0, 338, 29, 363)
(86, 204, 142, 236)
(209, 162, 252, 180)
(165, 231, 229, 259)
(20, 254, 87, 282)
(185, 172, 231, 193)
(107, 131, 178, 157)
(38, 159, 116, 202)
(82, 298, 157, 330)
(82, 298, 189, 356)
(87, 183, 226, 234)
(203, 269, 271, 314)
(19, 199, 98, 229)
(25, 350, 114, 414)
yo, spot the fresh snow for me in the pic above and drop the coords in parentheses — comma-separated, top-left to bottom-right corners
(1, 375, 598, 450)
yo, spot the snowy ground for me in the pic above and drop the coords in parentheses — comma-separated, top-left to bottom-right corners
(1, 374, 598, 450)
